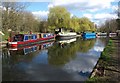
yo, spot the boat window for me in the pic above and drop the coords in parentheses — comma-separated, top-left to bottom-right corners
(24, 46, 37, 55)
(32, 35, 37, 40)
(14, 35, 23, 41)
(28, 35, 32, 40)
(24, 35, 29, 41)
(52, 34, 54, 36)
(43, 34, 47, 38)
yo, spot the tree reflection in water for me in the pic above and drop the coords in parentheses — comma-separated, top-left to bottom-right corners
(48, 38, 96, 66)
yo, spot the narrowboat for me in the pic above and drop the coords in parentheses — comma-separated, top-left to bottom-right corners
(96, 32, 107, 38)
(55, 28, 77, 40)
(109, 33, 117, 37)
(8, 33, 55, 48)
(82, 32, 96, 39)
(96, 32, 107, 36)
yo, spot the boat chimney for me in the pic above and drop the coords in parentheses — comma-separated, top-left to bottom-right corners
(30, 31, 32, 34)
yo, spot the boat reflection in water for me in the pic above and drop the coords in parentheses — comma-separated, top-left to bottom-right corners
(9, 41, 54, 55)
(58, 38, 76, 44)
(2, 41, 54, 64)
(57, 38, 76, 48)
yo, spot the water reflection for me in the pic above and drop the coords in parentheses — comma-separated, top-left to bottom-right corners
(2, 38, 106, 81)
(79, 38, 96, 52)
(48, 38, 96, 66)
(61, 39, 105, 80)
(2, 41, 54, 64)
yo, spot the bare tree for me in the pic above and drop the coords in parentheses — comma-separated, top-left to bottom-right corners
(99, 19, 117, 32)
(2, 2, 27, 32)
(117, 1, 120, 30)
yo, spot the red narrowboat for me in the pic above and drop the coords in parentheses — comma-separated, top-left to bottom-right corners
(8, 33, 56, 48)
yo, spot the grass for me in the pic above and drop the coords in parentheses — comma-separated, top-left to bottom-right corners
(100, 39, 114, 62)
(85, 77, 107, 83)
(86, 39, 115, 82)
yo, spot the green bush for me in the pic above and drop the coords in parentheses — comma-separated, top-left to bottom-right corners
(2, 33, 9, 41)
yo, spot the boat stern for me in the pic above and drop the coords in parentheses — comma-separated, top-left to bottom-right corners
(8, 42, 18, 47)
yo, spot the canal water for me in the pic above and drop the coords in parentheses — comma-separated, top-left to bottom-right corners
(2, 37, 107, 81)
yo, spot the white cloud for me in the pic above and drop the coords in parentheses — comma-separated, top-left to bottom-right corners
(89, 8, 99, 12)
(2, 0, 52, 2)
(93, 46, 104, 52)
(83, 14, 93, 19)
(94, 13, 118, 20)
(111, 5, 118, 11)
(32, 11, 49, 20)
(82, 12, 118, 25)
(62, 53, 99, 73)
(70, 13, 74, 18)
(0, 6, 6, 10)
(48, 0, 116, 12)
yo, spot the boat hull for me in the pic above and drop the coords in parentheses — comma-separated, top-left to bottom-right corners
(8, 37, 55, 48)
(56, 32, 77, 40)
(82, 32, 96, 39)
(56, 35, 77, 40)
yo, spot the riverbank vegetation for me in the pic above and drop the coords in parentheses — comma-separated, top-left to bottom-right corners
(86, 39, 117, 82)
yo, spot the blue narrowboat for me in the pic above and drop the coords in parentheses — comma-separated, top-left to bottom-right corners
(82, 32, 96, 39)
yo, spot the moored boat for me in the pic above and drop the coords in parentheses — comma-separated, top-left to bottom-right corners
(96, 32, 107, 38)
(55, 28, 77, 40)
(96, 32, 107, 36)
(8, 33, 55, 48)
(82, 32, 96, 39)
(109, 33, 117, 37)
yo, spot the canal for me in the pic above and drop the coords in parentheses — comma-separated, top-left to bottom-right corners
(2, 37, 107, 81)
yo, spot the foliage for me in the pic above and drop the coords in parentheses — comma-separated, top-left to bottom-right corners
(48, 6, 96, 32)
(86, 77, 107, 83)
(39, 21, 48, 32)
(2, 32, 9, 41)
(78, 39, 96, 52)
(86, 77, 99, 83)
(98, 19, 118, 33)
(48, 6, 71, 31)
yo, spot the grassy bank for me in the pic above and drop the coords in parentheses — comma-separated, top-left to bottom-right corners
(86, 39, 116, 82)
